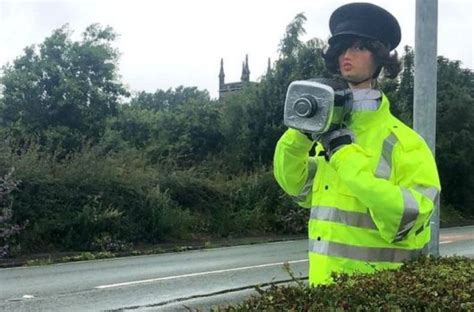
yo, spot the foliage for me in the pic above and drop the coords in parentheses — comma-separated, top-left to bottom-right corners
(7, 146, 169, 252)
(144, 100, 223, 165)
(0, 167, 26, 258)
(102, 99, 223, 166)
(0, 24, 129, 153)
(435, 57, 474, 217)
(4, 143, 305, 253)
(218, 256, 474, 311)
(279, 13, 307, 58)
(130, 86, 210, 112)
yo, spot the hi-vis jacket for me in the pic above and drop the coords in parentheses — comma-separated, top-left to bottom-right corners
(273, 94, 441, 286)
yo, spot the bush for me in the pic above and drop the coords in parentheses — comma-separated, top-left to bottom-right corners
(227, 169, 307, 235)
(219, 256, 474, 311)
(154, 168, 306, 238)
(8, 146, 196, 253)
(0, 168, 27, 258)
(6, 143, 306, 254)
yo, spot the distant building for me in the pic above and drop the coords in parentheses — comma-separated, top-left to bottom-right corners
(219, 55, 271, 100)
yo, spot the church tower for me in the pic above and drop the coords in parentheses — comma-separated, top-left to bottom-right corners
(240, 54, 250, 82)
(219, 58, 225, 90)
(219, 54, 257, 99)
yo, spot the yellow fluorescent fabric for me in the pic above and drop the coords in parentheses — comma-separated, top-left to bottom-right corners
(273, 94, 441, 286)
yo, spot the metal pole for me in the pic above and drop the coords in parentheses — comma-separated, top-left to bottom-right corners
(413, 0, 439, 256)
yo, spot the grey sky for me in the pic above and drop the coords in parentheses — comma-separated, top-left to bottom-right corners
(0, 0, 472, 99)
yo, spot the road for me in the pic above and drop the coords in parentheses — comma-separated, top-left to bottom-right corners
(1, 226, 472, 311)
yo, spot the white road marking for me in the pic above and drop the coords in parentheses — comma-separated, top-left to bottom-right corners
(6, 295, 35, 302)
(440, 240, 453, 244)
(94, 259, 308, 289)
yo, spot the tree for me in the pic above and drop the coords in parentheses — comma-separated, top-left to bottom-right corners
(393, 46, 415, 124)
(101, 86, 218, 165)
(130, 86, 210, 112)
(0, 24, 129, 151)
(279, 13, 307, 59)
(145, 99, 223, 165)
(435, 57, 474, 217)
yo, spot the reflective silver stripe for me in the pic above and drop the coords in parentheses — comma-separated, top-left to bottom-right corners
(412, 186, 439, 236)
(375, 134, 397, 180)
(414, 186, 439, 203)
(310, 206, 377, 229)
(309, 239, 421, 263)
(394, 188, 420, 242)
(292, 158, 317, 202)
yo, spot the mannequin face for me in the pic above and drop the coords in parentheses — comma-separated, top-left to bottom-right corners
(338, 40, 378, 89)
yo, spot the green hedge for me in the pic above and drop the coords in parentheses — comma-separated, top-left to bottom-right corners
(221, 256, 474, 311)
(7, 147, 305, 254)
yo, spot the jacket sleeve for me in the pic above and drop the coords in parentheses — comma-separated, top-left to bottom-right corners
(273, 129, 317, 208)
(328, 132, 441, 243)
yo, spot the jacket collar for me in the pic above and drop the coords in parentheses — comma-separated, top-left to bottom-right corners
(351, 89, 382, 111)
(348, 93, 391, 132)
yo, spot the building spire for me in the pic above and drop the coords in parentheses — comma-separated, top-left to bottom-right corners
(219, 58, 225, 87)
(241, 54, 250, 82)
(245, 54, 250, 77)
(267, 57, 272, 75)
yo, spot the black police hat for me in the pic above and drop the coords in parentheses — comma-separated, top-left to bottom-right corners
(329, 2, 401, 50)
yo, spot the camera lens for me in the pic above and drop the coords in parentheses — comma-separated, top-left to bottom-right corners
(293, 95, 318, 118)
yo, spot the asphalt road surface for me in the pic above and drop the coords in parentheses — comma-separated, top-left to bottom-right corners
(1, 226, 472, 311)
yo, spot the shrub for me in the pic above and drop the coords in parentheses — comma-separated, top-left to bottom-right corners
(7, 146, 195, 252)
(226, 169, 307, 235)
(219, 256, 474, 311)
(6, 141, 306, 254)
(0, 168, 27, 258)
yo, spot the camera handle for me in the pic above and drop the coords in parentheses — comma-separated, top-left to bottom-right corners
(334, 89, 354, 129)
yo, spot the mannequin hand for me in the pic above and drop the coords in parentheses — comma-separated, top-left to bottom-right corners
(320, 128, 355, 159)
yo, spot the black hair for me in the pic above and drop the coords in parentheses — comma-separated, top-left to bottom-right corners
(323, 36, 401, 79)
